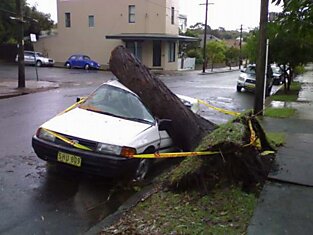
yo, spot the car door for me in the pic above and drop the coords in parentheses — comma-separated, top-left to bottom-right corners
(77, 56, 84, 68)
(25, 52, 35, 64)
(158, 129, 173, 152)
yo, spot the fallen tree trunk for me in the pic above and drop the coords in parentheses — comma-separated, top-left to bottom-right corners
(109, 46, 275, 188)
(109, 46, 216, 151)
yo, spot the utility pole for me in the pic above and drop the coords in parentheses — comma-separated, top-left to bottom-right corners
(254, 0, 269, 115)
(200, 1, 214, 73)
(16, 0, 25, 88)
(239, 24, 243, 69)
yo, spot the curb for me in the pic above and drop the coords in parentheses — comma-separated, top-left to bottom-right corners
(198, 69, 240, 75)
(85, 184, 158, 234)
(0, 85, 59, 100)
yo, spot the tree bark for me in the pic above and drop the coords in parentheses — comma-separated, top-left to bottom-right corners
(109, 46, 216, 151)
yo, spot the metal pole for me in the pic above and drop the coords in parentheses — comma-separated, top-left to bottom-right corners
(239, 24, 243, 69)
(202, 0, 209, 73)
(254, 0, 269, 116)
(263, 39, 269, 109)
(34, 51, 39, 81)
(16, 0, 25, 88)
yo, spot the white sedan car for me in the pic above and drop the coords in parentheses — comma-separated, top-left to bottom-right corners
(32, 80, 199, 180)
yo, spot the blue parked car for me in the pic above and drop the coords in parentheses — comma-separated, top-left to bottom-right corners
(64, 54, 101, 70)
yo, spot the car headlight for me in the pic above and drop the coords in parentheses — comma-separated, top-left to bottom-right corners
(36, 128, 56, 142)
(238, 76, 245, 82)
(96, 143, 136, 157)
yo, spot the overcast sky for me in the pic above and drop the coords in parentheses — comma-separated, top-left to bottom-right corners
(26, 0, 282, 31)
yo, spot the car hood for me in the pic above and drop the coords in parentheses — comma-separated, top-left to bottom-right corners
(41, 107, 153, 147)
(240, 72, 256, 80)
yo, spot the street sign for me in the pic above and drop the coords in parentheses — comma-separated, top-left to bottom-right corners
(30, 33, 37, 42)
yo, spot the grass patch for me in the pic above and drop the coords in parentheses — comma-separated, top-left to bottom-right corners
(271, 81, 301, 102)
(102, 185, 256, 234)
(267, 132, 286, 147)
(264, 107, 296, 118)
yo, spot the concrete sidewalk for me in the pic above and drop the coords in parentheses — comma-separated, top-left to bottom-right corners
(0, 79, 59, 99)
(248, 67, 313, 234)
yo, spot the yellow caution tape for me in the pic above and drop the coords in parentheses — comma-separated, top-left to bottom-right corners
(131, 151, 220, 159)
(43, 128, 92, 151)
(249, 119, 257, 144)
(260, 150, 275, 156)
(198, 99, 240, 116)
(243, 119, 262, 149)
(58, 97, 86, 116)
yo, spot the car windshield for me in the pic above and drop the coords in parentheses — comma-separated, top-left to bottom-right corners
(245, 66, 256, 75)
(79, 84, 155, 124)
(36, 53, 44, 57)
(83, 56, 91, 60)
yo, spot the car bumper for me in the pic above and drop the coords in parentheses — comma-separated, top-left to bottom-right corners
(238, 81, 256, 91)
(42, 61, 55, 66)
(32, 136, 139, 177)
(91, 65, 100, 70)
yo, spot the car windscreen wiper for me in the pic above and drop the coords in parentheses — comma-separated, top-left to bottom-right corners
(82, 108, 122, 118)
(122, 117, 154, 125)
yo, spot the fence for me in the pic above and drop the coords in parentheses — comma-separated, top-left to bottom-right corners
(177, 57, 196, 70)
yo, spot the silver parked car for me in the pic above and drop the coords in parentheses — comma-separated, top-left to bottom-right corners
(15, 51, 55, 67)
(237, 64, 274, 96)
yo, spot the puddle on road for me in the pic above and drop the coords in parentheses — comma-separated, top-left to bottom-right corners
(34, 164, 138, 228)
(1, 154, 138, 233)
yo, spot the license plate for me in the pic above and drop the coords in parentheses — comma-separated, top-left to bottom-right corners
(57, 152, 82, 167)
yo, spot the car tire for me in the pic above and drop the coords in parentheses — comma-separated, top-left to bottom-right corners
(134, 148, 154, 181)
(65, 62, 71, 69)
(36, 60, 42, 67)
(236, 85, 242, 92)
(84, 64, 90, 70)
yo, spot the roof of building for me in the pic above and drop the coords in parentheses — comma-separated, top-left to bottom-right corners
(106, 33, 199, 42)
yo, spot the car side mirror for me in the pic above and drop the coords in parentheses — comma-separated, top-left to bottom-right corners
(158, 119, 172, 131)
(76, 97, 81, 102)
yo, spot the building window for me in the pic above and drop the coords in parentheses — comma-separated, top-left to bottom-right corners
(126, 41, 142, 61)
(88, 15, 95, 27)
(168, 42, 176, 62)
(65, 12, 71, 28)
(171, 7, 175, 24)
(129, 5, 135, 23)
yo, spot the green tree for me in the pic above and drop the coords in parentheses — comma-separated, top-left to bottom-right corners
(241, 30, 259, 64)
(225, 46, 240, 70)
(0, 1, 19, 43)
(0, 0, 54, 44)
(24, 5, 54, 37)
(206, 40, 226, 71)
(269, 0, 313, 90)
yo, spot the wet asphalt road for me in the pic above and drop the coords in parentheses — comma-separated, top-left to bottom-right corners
(0, 64, 262, 234)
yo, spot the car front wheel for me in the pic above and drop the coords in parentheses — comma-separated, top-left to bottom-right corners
(236, 85, 242, 92)
(65, 62, 71, 69)
(134, 159, 151, 181)
(84, 64, 90, 70)
(36, 60, 42, 67)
